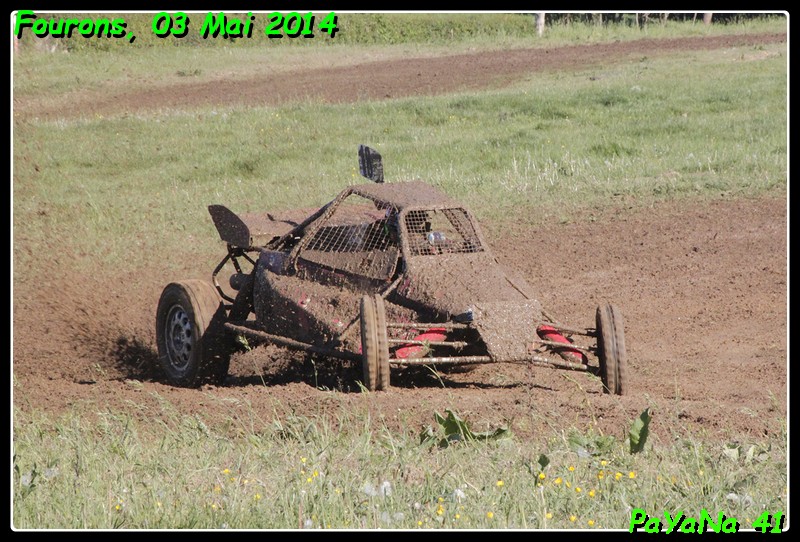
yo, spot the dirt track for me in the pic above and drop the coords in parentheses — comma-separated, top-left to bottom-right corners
(12, 33, 787, 443)
(16, 32, 786, 122)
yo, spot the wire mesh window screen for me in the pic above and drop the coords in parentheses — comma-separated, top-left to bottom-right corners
(405, 208, 483, 256)
(305, 195, 399, 253)
(300, 195, 400, 279)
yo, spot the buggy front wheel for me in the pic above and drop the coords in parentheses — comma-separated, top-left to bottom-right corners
(360, 295, 391, 391)
(595, 303, 627, 395)
(373, 296, 391, 390)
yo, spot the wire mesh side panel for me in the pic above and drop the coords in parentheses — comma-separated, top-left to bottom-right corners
(404, 208, 484, 256)
(300, 195, 400, 280)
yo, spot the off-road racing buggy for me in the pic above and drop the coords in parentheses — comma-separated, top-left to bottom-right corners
(156, 146, 627, 394)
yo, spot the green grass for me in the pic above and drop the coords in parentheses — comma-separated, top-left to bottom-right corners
(13, 40, 787, 275)
(12, 399, 786, 529)
(12, 14, 786, 98)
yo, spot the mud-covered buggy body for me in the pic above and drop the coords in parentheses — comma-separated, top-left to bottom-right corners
(156, 146, 627, 393)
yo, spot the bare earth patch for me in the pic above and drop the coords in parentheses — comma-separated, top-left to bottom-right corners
(13, 196, 786, 442)
(13, 33, 787, 444)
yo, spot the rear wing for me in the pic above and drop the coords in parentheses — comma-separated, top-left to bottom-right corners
(208, 205, 300, 249)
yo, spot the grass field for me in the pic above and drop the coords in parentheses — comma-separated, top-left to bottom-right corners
(12, 399, 786, 530)
(12, 14, 788, 530)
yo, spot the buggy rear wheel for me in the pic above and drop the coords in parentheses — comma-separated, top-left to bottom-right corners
(595, 303, 627, 395)
(156, 280, 231, 387)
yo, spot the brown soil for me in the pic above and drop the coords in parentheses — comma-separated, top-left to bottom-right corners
(12, 33, 787, 444)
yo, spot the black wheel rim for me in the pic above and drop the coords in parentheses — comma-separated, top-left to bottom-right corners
(165, 304, 194, 371)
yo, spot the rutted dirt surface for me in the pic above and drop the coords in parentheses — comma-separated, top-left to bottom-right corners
(12, 34, 787, 444)
(15, 32, 786, 122)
